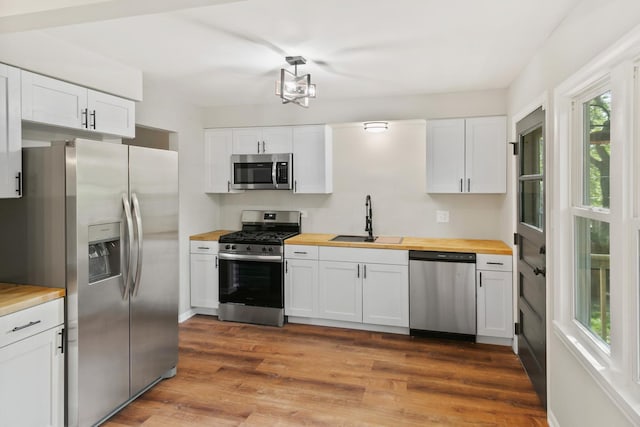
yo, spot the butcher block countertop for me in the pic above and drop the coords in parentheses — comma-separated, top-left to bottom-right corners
(190, 230, 234, 241)
(285, 233, 512, 255)
(0, 283, 65, 317)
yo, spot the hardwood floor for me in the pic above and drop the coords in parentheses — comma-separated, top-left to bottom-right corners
(105, 316, 547, 426)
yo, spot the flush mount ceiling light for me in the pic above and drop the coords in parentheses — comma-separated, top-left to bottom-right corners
(363, 121, 389, 133)
(275, 56, 316, 108)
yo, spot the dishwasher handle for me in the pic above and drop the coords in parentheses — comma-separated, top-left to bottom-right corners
(409, 250, 476, 263)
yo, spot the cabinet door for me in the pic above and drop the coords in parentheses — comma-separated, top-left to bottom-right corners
(205, 129, 236, 193)
(0, 325, 64, 427)
(285, 259, 318, 317)
(0, 64, 21, 199)
(292, 125, 332, 194)
(318, 261, 362, 322)
(362, 263, 409, 327)
(477, 270, 513, 338)
(87, 90, 135, 138)
(190, 253, 219, 309)
(426, 119, 465, 193)
(21, 70, 87, 130)
(232, 128, 262, 154)
(261, 126, 293, 153)
(465, 116, 507, 193)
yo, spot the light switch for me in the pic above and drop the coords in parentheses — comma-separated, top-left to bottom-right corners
(436, 210, 449, 223)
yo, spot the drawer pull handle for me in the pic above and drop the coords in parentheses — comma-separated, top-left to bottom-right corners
(293, 251, 308, 254)
(486, 262, 504, 265)
(11, 320, 42, 332)
(198, 246, 210, 250)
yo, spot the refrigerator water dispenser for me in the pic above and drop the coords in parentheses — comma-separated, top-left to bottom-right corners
(88, 222, 121, 284)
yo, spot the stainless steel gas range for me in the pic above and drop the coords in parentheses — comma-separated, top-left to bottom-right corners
(218, 210, 301, 327)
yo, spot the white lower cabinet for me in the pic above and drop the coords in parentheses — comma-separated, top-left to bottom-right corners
(476, 254, 513, 339)
(0, 299, 65, 427)
(190, 241, 219, 309)
(317, 247, 409, 327)
(285, 259, 319, 318)
(318, 261, 363, 322)
(362, 263, 409, 327)
(285, 245, 319, 318)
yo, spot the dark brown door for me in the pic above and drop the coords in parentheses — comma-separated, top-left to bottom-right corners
(515, 107, 547, 408)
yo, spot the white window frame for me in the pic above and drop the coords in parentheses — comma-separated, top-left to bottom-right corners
(553, 27, 640, 424)
(571, 81, 612, 355)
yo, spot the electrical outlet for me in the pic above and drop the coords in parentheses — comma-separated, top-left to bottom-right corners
(436, 210, 450, 223)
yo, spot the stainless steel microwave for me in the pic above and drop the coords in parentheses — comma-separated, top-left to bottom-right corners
(230, 153, 293, 190)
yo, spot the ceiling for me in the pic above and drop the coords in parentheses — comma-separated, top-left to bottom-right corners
(9, 0, 581, 107)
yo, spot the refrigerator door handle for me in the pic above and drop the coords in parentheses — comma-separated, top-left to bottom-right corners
(122, 194, 134, 300)
(131, 193, 144, 296)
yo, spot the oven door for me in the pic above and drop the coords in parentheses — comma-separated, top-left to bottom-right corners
(218, 253, 284, 308)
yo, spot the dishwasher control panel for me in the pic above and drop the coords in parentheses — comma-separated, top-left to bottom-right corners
(409, 251, 476, 263)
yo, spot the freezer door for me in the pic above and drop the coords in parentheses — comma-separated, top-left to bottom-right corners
(128, 146, 179, 395)
(67, 139, 131, 427)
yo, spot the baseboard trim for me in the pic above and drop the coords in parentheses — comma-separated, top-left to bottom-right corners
(287, 316, 409, 335)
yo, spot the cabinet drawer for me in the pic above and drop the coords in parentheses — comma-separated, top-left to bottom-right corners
(476, 254, 512, 272)
(0, 298, 64, 348)
(190, 240, 218, 254)
(285, 245, 319, 260)
(319, 246, 408, 265)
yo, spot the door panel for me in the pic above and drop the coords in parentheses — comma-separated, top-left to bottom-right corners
(515, 107, 547, 408)
(128, 146, 179, 396)
(70, 139, 130, 426)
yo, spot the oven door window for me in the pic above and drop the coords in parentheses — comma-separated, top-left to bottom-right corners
(219, 259, 283, 308)
(234, 163, 273, 184)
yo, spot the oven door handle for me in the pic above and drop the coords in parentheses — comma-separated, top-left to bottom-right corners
(218, 252, 283, 262)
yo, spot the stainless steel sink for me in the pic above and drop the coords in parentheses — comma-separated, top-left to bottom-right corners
(330, 235, 376, 243)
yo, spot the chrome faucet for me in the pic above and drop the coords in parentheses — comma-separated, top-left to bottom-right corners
(365, 194, 375, 242)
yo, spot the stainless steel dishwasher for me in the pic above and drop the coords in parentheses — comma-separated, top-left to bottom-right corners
(409, 251, 476, 339)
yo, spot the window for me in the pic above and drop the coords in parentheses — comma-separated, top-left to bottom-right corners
(583, 92, 611, 209)
(575, 217, 610, 344)
(553, 31, 640, 422)
(573, 90, 612, 346)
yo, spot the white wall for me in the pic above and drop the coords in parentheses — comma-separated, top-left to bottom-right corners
(206, 89, 511, 242)
(0, 30, 142, 100)
(136, 77, 219, 315)
(507, 0, 640, 425)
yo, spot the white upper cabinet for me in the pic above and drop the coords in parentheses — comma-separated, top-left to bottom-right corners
(21, 70, 135, 138)
(426, 118, 465, 193)
(204, 124, 333, 194)
(465, 117, 507, 193)
(87, 90, 135, 138)
(204, 128, 237, 194)
(232, 126, 293, 154)
(21, 71, 87, 130)
(292, 125, 333, 194)
(426, 116, 506, 194)
(0, 64, 22, 199)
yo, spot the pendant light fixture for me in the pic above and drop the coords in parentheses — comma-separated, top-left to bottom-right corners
(275, 56, 316, 108)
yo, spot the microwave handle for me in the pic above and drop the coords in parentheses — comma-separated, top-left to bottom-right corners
(272, 161, 277, 187)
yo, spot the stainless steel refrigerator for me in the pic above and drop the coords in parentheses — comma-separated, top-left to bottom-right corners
(0, 139, 179, 426)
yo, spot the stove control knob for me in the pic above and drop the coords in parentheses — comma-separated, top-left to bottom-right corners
(225, 245, 231, 250)
(246, 246, 251, 251)
(262, 247, 267, 252)
(268, 247, 273, 252)
(231, 245, 236, 250)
